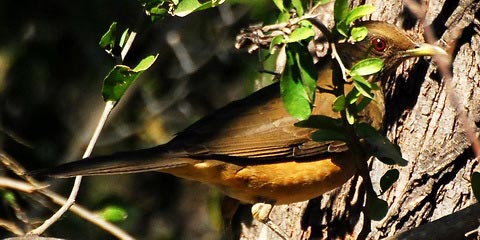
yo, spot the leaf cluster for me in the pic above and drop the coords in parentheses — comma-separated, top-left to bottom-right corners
(293, 0, 407, 220)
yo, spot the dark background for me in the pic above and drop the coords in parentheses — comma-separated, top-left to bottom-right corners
(0, 0, 279, 239)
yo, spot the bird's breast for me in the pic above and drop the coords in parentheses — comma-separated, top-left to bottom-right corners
(164, 153, 356, 204)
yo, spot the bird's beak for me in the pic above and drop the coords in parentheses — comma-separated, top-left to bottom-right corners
(403, 43, 448, 57)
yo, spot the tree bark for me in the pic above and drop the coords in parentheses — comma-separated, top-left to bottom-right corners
(239, 0, 480, 239)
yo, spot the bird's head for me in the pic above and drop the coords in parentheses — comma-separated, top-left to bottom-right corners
(337, 21, 447, 81)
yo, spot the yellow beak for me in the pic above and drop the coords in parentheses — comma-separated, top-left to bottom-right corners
(404, 43, 448, 57)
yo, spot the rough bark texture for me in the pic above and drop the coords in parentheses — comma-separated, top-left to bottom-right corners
(239, 0, 480, 239)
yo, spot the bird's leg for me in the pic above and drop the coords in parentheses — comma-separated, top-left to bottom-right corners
(251, 201, 290, 240)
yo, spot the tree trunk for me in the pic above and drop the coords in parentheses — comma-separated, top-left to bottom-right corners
(239, 0, 480, 239)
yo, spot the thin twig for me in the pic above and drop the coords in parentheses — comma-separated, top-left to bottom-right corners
(38, 186, 135, 240)
(121, 32, 137, 62)
(27, 13, 140, 234)
(330, 42, 350, 81)
(0, 176, 38, 193)
(1, 153, 134, 239)
(27, 101, 116, 235)
(307, 17, 349, 81)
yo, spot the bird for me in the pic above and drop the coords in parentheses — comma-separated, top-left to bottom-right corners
(39, 21, 446, 239)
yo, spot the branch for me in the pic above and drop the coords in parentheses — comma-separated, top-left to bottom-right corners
(0, 154, 134, 240)
(384, 203, 480, 240)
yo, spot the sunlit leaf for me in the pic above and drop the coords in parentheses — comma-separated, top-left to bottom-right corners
(103, 55, 158, 102)
(345, 107, 355, 124)
(286, 27, 315, 43)
(277, 10, 291, 23)
(99, 22, 117, 50)
(148, 7, 169, 21)
(335, 20, 349, 37)
(351, 58, 384, 76)
(272, 0, 286, 12)
(119, 28, 130, 48)
(292, 0, 304, 16)
(99, 205, 128, 222)
(334, 0, 349, 23)
(352, 75, 374, 99)
(345, 87, 361, 105)
(345, 5, 376, 25)
(333, 95, 346, 112)
(270, 35, 285, 54)
(174, 0, 223, 17)
(280, 47, 311, 120)
(292, 43, 317, 102)
(133, 55, 157, 71)
(350, 26, 368, 42)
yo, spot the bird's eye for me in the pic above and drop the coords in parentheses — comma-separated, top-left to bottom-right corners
(371, 38, 387, 52)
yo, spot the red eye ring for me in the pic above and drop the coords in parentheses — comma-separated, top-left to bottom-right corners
(372, 38, 387, 52)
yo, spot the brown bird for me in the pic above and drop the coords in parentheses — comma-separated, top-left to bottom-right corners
(41, 21, 446, 238)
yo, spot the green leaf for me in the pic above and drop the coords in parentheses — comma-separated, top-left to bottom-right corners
(99, 206, 128, 222)
(345, 5, 376, 25)
(149, 6, 168, 21)
(351, 58, 384, 76)
(380, 169, 400, 192)
(350, 26, 368, 42)
(280, 47, 311, 120)
(292, 43, 317, 103)
(133, 55, 157, 71)
(333, 0, 349, 37)
(472, 171, 480, 201)
(312, 129, 347, 142)
(356, 123, 408, 166)
(345, 87, 361, 105)
(356, 96, 373, 112)
(333, 95, 346, 112)
(174, 0, 201, 16)
(174, 0, 222, 17)
(335, 20, 349, 37)
(99, 22, 117, 50)
(295, 115, 343, 129)
(272, 0, 286, 12)
(334, 0, 349, 23)
(2, 191, 16, 204)
(345, 107, 355, 125)
(119, 28, 130, 48)
(352, 75, 374, 99)
(102, 55, 158, 102)
(270, 35, 285, 54)
(292, 0, 304, 16)
(286, 27, 315, 43)
(355, 122, 377, 137)
(277, 10, 291, 23)
(366, 194, 388, 221)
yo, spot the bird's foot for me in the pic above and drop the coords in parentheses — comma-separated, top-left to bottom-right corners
(251, 202, 290, 240)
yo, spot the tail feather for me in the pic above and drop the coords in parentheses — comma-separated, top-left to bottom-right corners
(39, 146, 192, 178)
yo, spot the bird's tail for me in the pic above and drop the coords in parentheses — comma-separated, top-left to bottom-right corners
(35, 146, 192, 178)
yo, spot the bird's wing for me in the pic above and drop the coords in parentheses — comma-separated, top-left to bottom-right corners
(167, 82, 347, 160)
